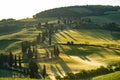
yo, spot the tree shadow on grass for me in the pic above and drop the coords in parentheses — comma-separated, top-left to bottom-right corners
(111, 48, 120, 56)
(58, 57, 72, 73)
(63, 31, 78, 41)
(63, 45, 105, 61)
(59, 32, 67, 39)
(50, 65, 59, 76)
(74, 29, 110, 41)
(58, 44, 66, 53)
(55, 64, 64, 77)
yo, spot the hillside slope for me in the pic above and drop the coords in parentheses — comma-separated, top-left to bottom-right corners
(92, 71, 120, 80)
(33, 5, 120, 18)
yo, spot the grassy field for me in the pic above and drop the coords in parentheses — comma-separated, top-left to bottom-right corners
(1, 26, 120, 80)
(0, 27, 41, 41)
(54, 29, 120, 44)
(0, 27, 40, 54)
(92, 71, 120, 80)
(34, 29, 120, 79)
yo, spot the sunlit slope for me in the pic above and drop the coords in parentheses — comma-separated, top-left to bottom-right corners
(54, 29, 120, 45)
(92, 71, 120, 80)
(0, 27, 40, 54)
(0, 28, 40, 41)
(52, 29, 120, 73)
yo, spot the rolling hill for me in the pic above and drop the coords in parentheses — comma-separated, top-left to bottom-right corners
(0, 5, 120, 80)
(33, 5, 120, 18)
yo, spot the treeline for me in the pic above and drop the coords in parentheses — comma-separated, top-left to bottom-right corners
(72, 18, 120, 31)
(0, 50, 46, 79)
(33, 5, 120, 18)
(0, 51, 22, 69)
(56, 64, 120, 80)
(0, 18, 37, 34)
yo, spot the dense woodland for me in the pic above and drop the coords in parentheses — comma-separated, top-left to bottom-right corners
(33, 5, 120, 18)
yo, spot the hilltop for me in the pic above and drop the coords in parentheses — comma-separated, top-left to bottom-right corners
(33, 5, 119, 17)
(33, 5, 120, 24)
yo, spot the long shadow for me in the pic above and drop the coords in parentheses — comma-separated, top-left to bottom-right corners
(50, 65, 59, 76)
(63, 31, 78, 41)
(58, 57, 72, 72)
(55, 64, 64, 76)
(111, 48, 120, 56)
(74, 29, 110, 41)
(58, 44, 66, 53)
(59, 32, 67, 39)
(64, 45, 105, 61)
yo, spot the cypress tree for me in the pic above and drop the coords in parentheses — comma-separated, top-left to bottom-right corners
(42, 64, 46, 78)
(49, 36, 51, 45)
(14, 55, 17, 68)
(53, 45, 56, 57)
(18, 55, 22, 69)
(28, 47, 33, 59)
(56, 46, 60, 57)
(8, 51, 14, 67)
(38, 22, 41, 29)
(35, 49, 38, 59)
(29, 60, 38, 78)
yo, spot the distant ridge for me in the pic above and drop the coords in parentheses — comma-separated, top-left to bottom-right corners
(33, 5, 120, 18)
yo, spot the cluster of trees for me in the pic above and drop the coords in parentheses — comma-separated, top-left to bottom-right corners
(62, 17, 120, 32)
(51, 45, 60, 58)
(36, 22, 62, 45)
(56, 64, 120, 80)
(67, 41, 74, 45)
(0, 19, 22, 34)
(21, 41, 46, 78)
(102, 22, 120, 33)
(21, 41, 38, 59)
(28, 60, 39, 78)
(0, 52, 22, 69)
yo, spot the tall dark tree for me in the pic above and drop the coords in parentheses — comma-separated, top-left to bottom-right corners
(42, 64, 46, 78)
(0, 54, 8, 68)
(58, 20, 60, 24)
(34, 46, 38, 59)
(53, 45, 56, 57)
(63, 19, 67, 24)
(18, 55, 22, 69)
(41, 32, 45, 43)
(21, 41, 30, 54)
(46, 51, 49, 58)
(36, 33, 41, 43)
(14, 55, 17, 68)
(29, 60, 39, 78)
(38, 22, 41, 29)
(53, 45, 60, 58)
(109, 22, 118, 34)
(8, 51, 14, 67)
(45, 22, 48, 27)
(56, 46, 60, 57)
(48, 28, 52, 45)
(27, 47, 33, 59)
(48, 36, 52, 45)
